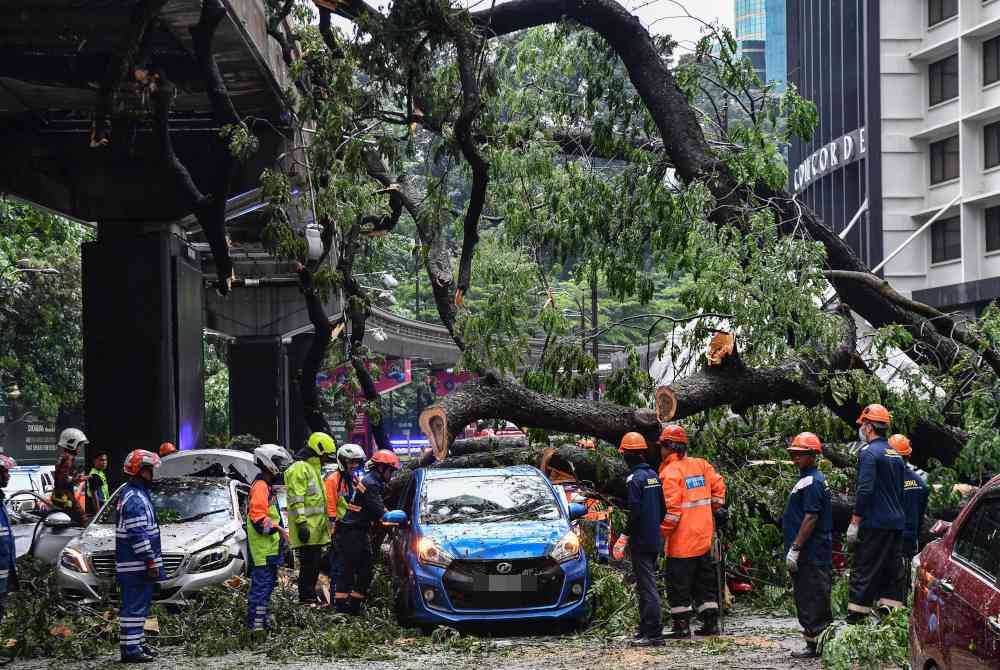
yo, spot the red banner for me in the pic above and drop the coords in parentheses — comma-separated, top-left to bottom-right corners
(316, 358, 412, 396)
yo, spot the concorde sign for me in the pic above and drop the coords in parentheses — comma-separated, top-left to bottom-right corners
(792, 127, 867, 192)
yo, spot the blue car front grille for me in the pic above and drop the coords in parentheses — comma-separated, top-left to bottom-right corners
(442, 558, 564, 610)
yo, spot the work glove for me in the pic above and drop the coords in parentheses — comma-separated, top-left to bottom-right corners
(845, 522, 860, 545)
(295, 522, 309, 545)
(612, 534, 628, 561)
(786, 547, 800, 574)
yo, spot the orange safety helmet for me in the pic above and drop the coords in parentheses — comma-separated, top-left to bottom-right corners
(159, 442, 177, 457)
(618, 432, 648, 454)
(370, 449, 401, 470)
(657, 424, 689, 446)
(787, 432, 823, 454)
(124, 450, 161, 476)
(856, 403, 892, 426)
(888, 434, 912, 457)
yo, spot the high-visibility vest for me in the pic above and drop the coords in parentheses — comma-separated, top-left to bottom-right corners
(246, 478, 282, 567)
(659, 453, 726, 558)
(89, 468, 110, 502)
(284, 457, 329, 548)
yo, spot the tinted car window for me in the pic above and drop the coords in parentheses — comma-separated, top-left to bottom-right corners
(94, 479, 234, 525)
(954, 497, 1000, 579)
(5, 474, 36, 494)
(420, 475, 561, 525)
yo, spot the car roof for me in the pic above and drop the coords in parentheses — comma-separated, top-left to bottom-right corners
(10, 466, 46, 471)
(423, 465, 543, 480)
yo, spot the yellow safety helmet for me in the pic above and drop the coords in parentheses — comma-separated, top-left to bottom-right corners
(306, 432, 337, 457)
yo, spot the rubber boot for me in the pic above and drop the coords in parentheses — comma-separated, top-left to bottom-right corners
(695, 611, 720, 636)
(663, 613, 691, 639)
(845, 611, 868, 625)
(791, 641, 820, 658)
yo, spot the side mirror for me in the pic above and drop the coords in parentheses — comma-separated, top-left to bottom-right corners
(568, 502, 588, 521)
(930, 520, 952, 539)
(44, 512, 73, 529)
(382, 510, 409, 526)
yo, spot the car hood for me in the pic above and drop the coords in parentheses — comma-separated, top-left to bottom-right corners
(420, 519, 569, 560)
(70, 520, 241, 556)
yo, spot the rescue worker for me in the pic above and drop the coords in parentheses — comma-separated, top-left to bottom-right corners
(782, 432, 833, 659)
(246, 444, 293, 632)
(0, 455, 19, 626)
(85, 451, 111, 518)
(159, 442, 177, 458)
(890, 434, 929, 581)
(334, 449, 401, 615)
(658, 424, 726, 638)
(52, 427, 87, 524)
(616, 432, 665, 646)
(285, 431, 335, 605)
(847, 404, 906, 622)
(116, 449, 163, 663)
(325, 443, 365, 600)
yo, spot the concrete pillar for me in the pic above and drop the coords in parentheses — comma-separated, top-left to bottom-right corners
(82, 229, 204, 484)
(228, 336, 288, 445)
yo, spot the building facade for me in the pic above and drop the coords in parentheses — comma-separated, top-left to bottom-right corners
(736, 0, 768, 80)
(787, 0, 1000, 314)
(786, 0, 883, 268)
(765, 0, 787, 88)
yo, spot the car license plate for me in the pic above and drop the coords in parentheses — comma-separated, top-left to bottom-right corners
(475, 575, 537, 591)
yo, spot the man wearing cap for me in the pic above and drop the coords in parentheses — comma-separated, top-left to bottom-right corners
(847, 404, 906, 622)
(657, 424, 726, 638)
(782, 432, 833, 658)
(617, 432, 666, 646)
(890, 434, 928, 588)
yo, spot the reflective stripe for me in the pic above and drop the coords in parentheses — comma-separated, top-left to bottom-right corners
(346, 504, 361, 512)
(680, 498, 712, 509)
(287, 495, 305, 504)
(670, 605, 693, 613)
(697, 602, 719, 612)
(664, 513, 681, 523)
(356, 481, 367, 493)
(711, 497, 725, 505)
(289, 506, 326, 516)
(847, 603, 871, 614)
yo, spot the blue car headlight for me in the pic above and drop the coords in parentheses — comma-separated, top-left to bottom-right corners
(416, 536, 454, 568)
(549, 530, 581, 563)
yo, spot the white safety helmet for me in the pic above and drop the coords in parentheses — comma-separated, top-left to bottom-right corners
(337, 443, 366, 470)
(254, 444, 294, 477)
(58, 428, 89, 454)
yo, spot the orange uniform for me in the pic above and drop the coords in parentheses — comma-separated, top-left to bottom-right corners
(659, 453, 726, 558)
(325, 471, 343, 519)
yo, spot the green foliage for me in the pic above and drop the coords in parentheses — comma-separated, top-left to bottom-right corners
(0, 202, 90, 421)
(220, 122, 260, 162)
(819, 609, 910, 670)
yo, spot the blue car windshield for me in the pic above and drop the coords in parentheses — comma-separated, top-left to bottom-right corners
(420, 475, 561, 525)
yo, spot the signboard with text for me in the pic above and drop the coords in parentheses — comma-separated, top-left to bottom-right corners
(2, 413, 60, 465)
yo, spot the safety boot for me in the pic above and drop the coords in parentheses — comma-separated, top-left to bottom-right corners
(663, 614, 692, 639)
(790, 641, 819, 658)
(120, 651, 156, 664)
(630, 636, 665, 647)
(694, 612, 720, 636)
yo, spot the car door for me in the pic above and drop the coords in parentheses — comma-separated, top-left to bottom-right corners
(390, 477, 417, 579)
(939, 495, 1000, 670)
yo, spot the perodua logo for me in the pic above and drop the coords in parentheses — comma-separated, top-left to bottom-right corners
(495, 562, 513, 574)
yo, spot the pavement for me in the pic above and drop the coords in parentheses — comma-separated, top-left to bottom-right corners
(8, 610, 824, 670)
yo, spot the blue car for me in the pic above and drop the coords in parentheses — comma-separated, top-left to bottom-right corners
(383, 465, 590, 628)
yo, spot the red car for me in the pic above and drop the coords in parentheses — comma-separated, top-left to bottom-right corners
(910, 474, 1000, 669)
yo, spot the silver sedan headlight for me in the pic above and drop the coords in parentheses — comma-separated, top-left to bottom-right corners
(60, 547, 90, 573)
(189, 544, 235, 573)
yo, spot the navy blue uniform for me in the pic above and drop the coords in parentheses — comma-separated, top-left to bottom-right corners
(334, 471, 386, 613)
(782, 467, 832, 566)
(854, 438, 905, 530)
(625, 462, 666, 554)
(115, 482, 162, 657)
(0, 492, 18, 624)
(849, 438, 907, 615)
(625, 462, 666, 638)
(902, 466, 929, 555)
(783, 467, 833, 641)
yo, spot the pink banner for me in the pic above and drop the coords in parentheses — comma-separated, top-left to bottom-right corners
(429, 370, 476, 396)
(316, 358, 412, 396)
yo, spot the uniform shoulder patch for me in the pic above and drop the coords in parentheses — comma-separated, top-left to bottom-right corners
(792, 475, 814, 493)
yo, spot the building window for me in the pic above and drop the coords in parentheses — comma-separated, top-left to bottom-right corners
(931, 216, 961, 263)
(986, 207, 1000, 252)
(986, 36, 1000, 86)
(930, 135, 960, 184)
(929, 54, 959, 105)
(929, 0, 957, 26)
(987, 122, 1000, 169)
